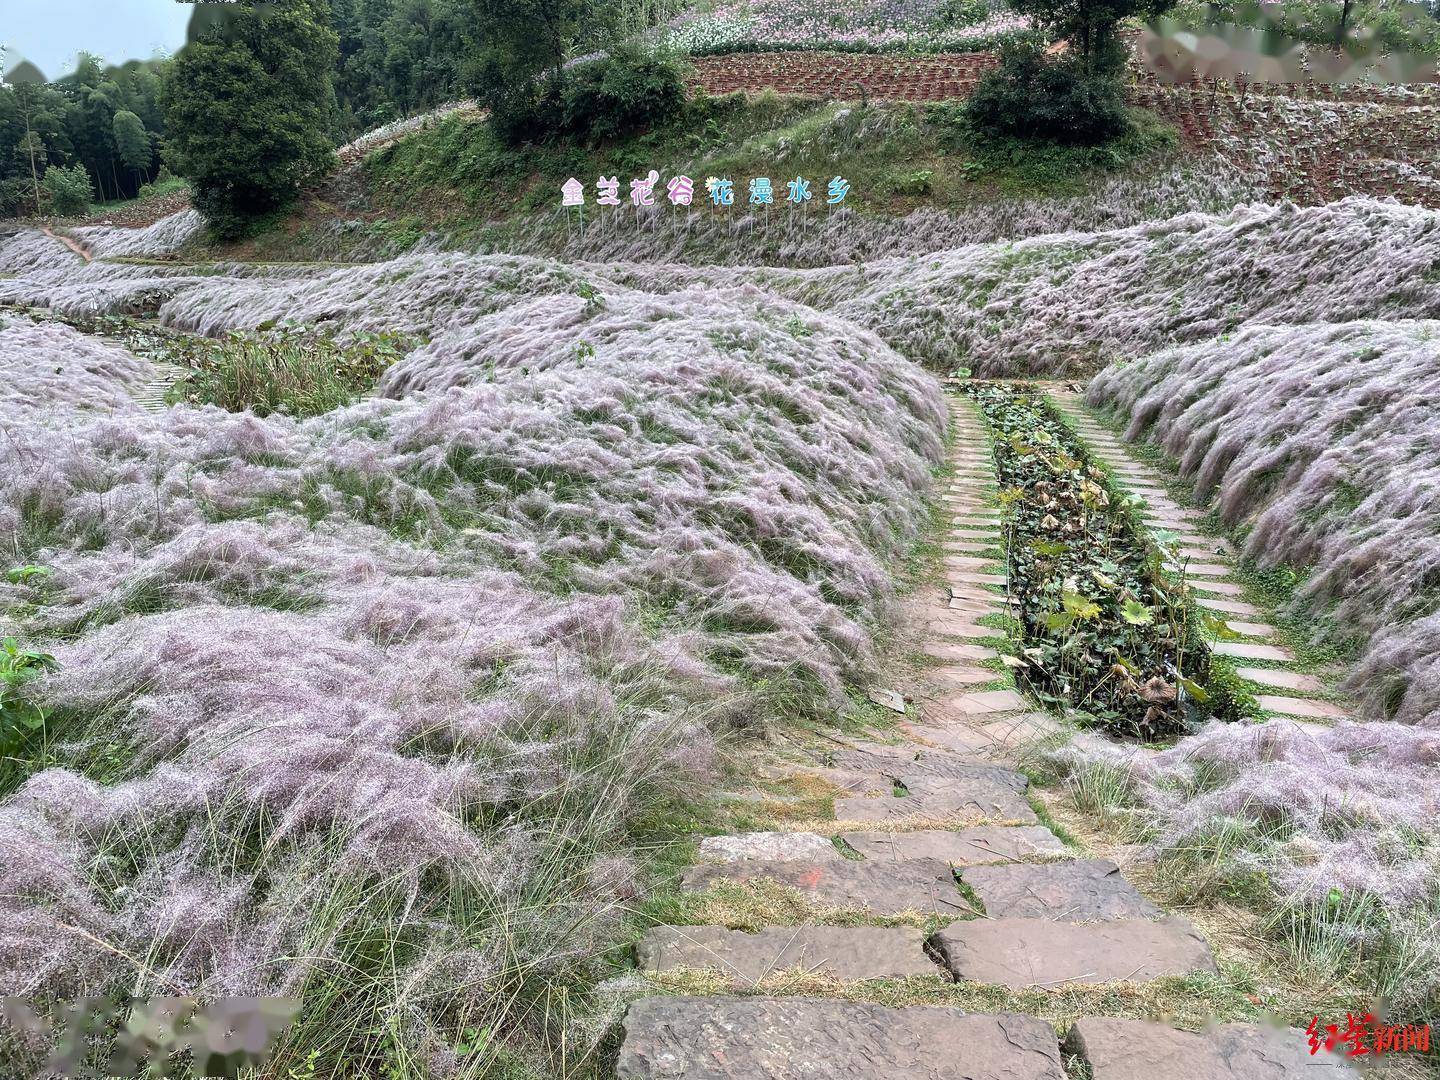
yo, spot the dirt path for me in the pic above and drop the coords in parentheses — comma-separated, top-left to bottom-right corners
(41, 226, 92, 263)
(609, 393, 1358, 1078)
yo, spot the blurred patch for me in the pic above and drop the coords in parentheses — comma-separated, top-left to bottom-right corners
(2, 996, 299, 1078)
(1140, 3, 1440, 84)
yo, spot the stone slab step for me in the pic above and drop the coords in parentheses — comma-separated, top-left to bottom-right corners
(680, 858, 964, 916)
(1256, 695, 1348, 719)
(830, 747, 1029, 791)
(836, 776, 1038, 825)
(616, 998, 1068, 1079)
(1224, 621, 1277, 638)
(934, 915, 1216, 988)
(1189, 580, 1244, 597)
(1236, 667, 1324, 692)
(960, 858, 1161, 921)
(1197, 598, 1260, 618)
(1065, 1017, 1356, 1078)
(841, 825, 1066, 865)
(698, 832, 842, 864)
(1212, 641, 1294, 661)
(636, 925, 942, 982)
(923, 641, 997, 663)
(925, 665, 996, 690)
(937, 688, 1027, 715)
(1166, 562, 1231, 578)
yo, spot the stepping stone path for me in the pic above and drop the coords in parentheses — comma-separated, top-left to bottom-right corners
(615, 394, 1355, 1078)
(1048, 389, 1356, 727)
(128, 356, 188, 415)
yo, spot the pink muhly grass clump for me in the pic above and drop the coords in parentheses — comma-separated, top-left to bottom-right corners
(0, 315, 148, 417)
(1087, 319, 1440, 727)
(0, 271, 944, 1069)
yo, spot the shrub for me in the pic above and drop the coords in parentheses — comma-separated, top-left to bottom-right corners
(486, 50, 687, 147)
(168, 326, 411, 417)
(966, 42, 1130, 145)
(0, 177, 38, 218)
(39, 165, 95, 217)
(563, 50, 687, 144)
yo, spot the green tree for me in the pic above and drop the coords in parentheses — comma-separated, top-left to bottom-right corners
(463, 0, 604, 142)
(10, 84, 47, 215)
(112, 109, 151, 185)
(163, 0, 339, 238)
(1009, 0, 1175, 70)
(40, 162, 93, 215)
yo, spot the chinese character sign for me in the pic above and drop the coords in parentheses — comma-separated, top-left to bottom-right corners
(630, 170, 659, 207)
(1307, 1014, 1432, 1058)
(561, 173, 854, 212)
(667, 175, 694, 206)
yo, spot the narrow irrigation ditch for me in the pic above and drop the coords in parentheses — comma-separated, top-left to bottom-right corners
(963, 382, 1244, 739)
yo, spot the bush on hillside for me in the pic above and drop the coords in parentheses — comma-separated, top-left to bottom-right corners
(966, 42, 1130, 145)
(39, 165, 95, 217)
(564, 50, 687, 144)
(488, 50, 687, 147)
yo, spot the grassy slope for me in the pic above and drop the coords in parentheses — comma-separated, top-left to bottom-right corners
(219, 92, 1177, 262)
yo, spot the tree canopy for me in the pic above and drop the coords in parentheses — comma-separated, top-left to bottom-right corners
(163, 0, 339, 237)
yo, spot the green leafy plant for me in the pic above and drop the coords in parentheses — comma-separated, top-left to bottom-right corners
(168, 326, 413, 417)
(6, 565, 53, 585)
(0, 634, 59, 757)
(966, 382, 1233, 739)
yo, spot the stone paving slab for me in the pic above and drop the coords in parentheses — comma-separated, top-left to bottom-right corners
(1256, 695, 1347, 719)
(699, 832, 842, 863)
(836, 776, 1038, 825)
(1189, 580, 1245, 597)
(960, 859, 1162, 921)
(831, 747, 1029, 791)
(842, 825, 1066, 865)
(953, 592, 1017, 612)
(923, 641, 998, 663)
(951, 571, 1007, 586)
(1064, 1017, 1356, 1078)
(616, 997, 1069, 1079)
(1212, 641, 1294, 661)
(924, 612, 994, 638)
(1166, 561, 1231, 578)
(945, 554, 999, 571)
(1194, 597, 1261, 617)
(904, 721, 1013, 756)
(680, 858, 964, 916)
(940, 688, 1028, 714)
(1223, 621, 1277, 638)
(926, 665, 996, 690)
(934, 916, 1216, 988)
(1236, 667, 1324, 692)
(636, 925, 942, 982)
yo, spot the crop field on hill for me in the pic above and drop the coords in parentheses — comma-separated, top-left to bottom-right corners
(4, 0, 1440, 1075)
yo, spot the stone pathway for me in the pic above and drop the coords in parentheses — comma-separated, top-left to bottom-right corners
(1047, 388, 1353, 725)
(131, 360, 188, 414)
(614, 394, 1356, 1078)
